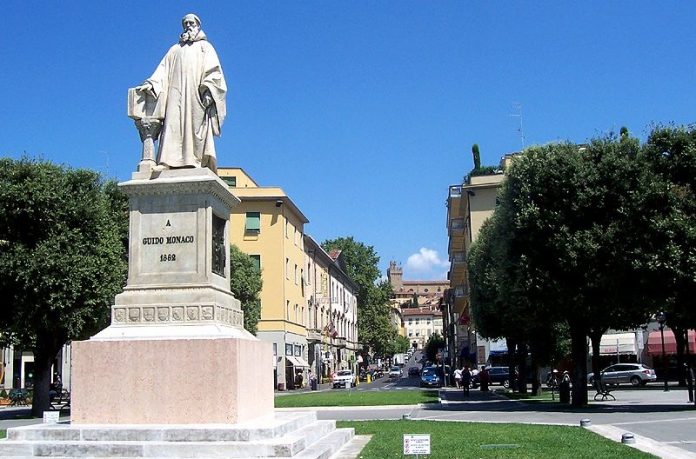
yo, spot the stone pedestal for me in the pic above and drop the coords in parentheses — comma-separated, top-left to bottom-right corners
(71, 168, 273, 425)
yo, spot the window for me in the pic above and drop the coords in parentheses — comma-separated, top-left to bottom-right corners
(285, 258, 289, 279)
(250, 255, 261, 272)
(273, 343, 277, 356)
(285, 343, 293, 356)
(221, 176, 236, 187)
(295, 264, 299, 285)
(245, 212, 260, 233)
(294, 344, 301, 357)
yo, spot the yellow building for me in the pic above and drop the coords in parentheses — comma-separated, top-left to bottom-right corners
(446, 155, 515, 366)
(218, 167, 310, 391)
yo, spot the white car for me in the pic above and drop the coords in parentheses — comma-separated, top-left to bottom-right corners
(389, 366, 402, 378)
(332, 370, 355, 388)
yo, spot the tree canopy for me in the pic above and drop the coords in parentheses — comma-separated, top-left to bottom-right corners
(229, 244, 262, 335)
(0, 158, 128, 415)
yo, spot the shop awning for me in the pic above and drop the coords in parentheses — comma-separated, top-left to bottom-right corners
(489, 339, 508, 356)
(286, 356, 310, 368)
(647, 330, 696, 356)
(598, 333, 637, 355)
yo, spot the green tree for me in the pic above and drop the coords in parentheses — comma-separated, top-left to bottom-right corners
(229, 244, 262, 335)
(641, 126, 696, 382)
(424, 333, 445, 364)
(321, 237, 397, 355)
(472, 144, 481, 170)
(0, 158, 127, 416)
(391, 335, 411, 354)
(475, 135, 654, 405)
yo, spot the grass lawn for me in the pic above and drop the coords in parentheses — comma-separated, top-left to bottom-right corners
(338, 420, 655, 458)
(0, 430, 4, 439)
(275, 389, 438, 408)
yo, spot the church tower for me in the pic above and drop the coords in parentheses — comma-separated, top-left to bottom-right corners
(387, 260, 403, 292)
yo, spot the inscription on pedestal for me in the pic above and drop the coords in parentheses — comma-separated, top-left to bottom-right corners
(140, 213, 197, 274)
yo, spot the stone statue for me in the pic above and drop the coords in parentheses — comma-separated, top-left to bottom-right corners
(130, 14, 227, 173)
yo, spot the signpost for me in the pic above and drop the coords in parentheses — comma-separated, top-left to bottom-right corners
(403, 434, 431, 457)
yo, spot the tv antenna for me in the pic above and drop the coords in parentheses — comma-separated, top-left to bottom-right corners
(509, 102, 526, 150)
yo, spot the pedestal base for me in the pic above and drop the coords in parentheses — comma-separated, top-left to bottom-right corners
(71, 336, 273, 425)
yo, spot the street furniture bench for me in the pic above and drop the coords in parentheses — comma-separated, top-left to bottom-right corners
(49, 389, 71, 411)
(593, 374, 615, 401)
(9, 388, 29, 406)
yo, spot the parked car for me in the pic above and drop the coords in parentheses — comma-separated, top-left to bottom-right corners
(588, 363, 657, 387)
(332, 370, 355, 388)
(420, 366, 441, 387)
(407, 366, 421, 377)
(389, 366, 403, 378)
(480, 366, 511, 388)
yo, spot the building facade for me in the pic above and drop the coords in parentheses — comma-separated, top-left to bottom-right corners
(445, 156, 511, 366)
(401, 307, 443, 350)
(218, 167, 358, 389)
(219, 167, 310, 390)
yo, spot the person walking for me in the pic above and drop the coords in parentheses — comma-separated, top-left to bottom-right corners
(454, 367, 463, 388)
(479, 366, 490, 392)
(462, 366, 471, 395)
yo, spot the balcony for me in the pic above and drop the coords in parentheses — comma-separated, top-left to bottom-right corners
(451, 251, 466, 265)
(307, 328, 323, 342)
(449, 218, 465, 235)
(453, 285, 468, 298)
(334, 336, 347, 348)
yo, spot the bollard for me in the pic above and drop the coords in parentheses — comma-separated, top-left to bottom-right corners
(580, 419, 592, 427)
(621, 433, 635, 444)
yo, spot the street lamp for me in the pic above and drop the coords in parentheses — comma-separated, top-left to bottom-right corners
(656, 311, 669, 392)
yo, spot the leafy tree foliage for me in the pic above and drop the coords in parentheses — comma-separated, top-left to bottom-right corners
(390, 335, 411, 355)
(641, 126, 696, 380)
(472, 144, 481, 170)
(424, 333, 445, 364)
(321, 237, 397, 355)
(470, 133, 657, 405)
(229, 244, 262, 335)
(0, 158, 127, 416)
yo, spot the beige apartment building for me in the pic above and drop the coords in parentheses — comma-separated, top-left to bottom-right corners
(218, 167, 358, 390)
(446, 155, 513, 366)
(219, 167, 310, 390)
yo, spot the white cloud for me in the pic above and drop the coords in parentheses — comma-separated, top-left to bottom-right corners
(405, 248, 450, 274)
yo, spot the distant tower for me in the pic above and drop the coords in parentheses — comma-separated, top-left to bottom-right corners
(387, 260, 403, 291)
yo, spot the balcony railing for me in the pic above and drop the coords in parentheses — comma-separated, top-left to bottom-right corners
(450, 218, 465, 233)
(451, 251, 466, 264)
(334, 336, 347, 348)
(453, 285, 468, 297)
(307, 328, 323, 342)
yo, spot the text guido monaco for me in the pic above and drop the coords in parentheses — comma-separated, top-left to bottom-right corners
(142, 236, 195, 245)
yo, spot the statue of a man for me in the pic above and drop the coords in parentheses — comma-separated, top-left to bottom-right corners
(136, 14, 227, 173)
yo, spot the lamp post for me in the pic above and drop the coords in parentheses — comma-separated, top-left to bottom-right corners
(656, 311, 669, 392)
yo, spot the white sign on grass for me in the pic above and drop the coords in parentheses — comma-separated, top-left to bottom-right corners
(403, 434, 431, 455)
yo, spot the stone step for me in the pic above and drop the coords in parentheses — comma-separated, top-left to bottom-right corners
(0, 418, 352, 458)
(8, 411, 317, 443)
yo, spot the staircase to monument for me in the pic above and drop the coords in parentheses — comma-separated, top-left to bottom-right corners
(0, 411, 355, 459)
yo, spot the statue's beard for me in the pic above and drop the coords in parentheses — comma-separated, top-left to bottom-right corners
(180, 28, 199, 43)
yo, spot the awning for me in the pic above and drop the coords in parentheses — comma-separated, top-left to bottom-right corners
(647, 330, 696, 356)
(597, 333, 637, 355)
(489, 339, 508, 356)
(286, 356, 310, 368)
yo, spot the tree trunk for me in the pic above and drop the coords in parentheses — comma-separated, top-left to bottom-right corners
(517, 342, 528, 394)
(505, 337, 516, 391)
(673, 326, 686, 386)
(530, 350, 542, 396)
(588, 329, 604, 389)
(30, 341, 59, 417)
(570, 324, 588, 407)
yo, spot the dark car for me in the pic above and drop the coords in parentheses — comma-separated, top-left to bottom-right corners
(486, 367, 511, 388)
(408, 366, 421, 377)
(420, 366, 441, 387)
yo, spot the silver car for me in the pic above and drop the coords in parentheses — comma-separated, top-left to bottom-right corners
(588, 363, 657, 387)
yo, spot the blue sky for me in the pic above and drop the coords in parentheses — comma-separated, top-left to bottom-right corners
(3, 2, 696, 280)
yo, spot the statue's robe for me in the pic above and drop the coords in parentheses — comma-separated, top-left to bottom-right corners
(145, 31, 226, 172)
